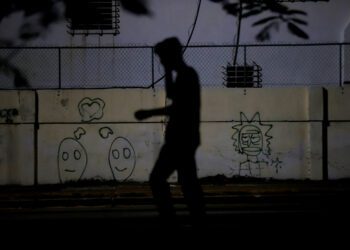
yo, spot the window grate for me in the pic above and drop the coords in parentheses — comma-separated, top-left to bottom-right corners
(66, 0, 120, 36)
(223, 63, 262, 88)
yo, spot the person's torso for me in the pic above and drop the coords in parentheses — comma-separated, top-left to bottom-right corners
(165, 67, 200, 147)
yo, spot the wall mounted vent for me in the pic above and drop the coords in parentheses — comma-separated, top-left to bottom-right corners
(223, 62, 262, 88)
(66, 0, 120, 36)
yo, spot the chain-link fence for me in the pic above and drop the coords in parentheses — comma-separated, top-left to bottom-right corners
(0, 43, 349, 89)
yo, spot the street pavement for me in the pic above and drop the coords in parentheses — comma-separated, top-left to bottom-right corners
(0, 179, 350, 244)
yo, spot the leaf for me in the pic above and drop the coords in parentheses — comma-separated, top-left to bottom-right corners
(290, 18, 308, 26)
(256, 29, 270, 42)
(288, 22, 309, 39)
(20, 31, 40, 40)
(252, 16, 279, 26)
(244, 3, 261, 10)
(14, 70, 29, 88)
(223, 3, 239, 16)
(242, 9, 264, 18)
(287, 10, 307, 16)
(255, 22, 279, 42)
(120, 0, 150, 16)
(266, 2, 289, 14)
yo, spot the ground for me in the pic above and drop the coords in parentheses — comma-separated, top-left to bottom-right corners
(0, 177, 350, 246)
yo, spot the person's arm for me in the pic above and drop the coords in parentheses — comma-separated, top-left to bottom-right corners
(134, 106, 172, 120)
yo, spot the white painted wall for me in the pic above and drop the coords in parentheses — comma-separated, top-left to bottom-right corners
(4, 87, 350, 185)
(328, 86, 350, 179)
(0, 1, 350, 185)
(0, 91, 35, 185)
(37, 89, 166, 183)
(37, 87, 325, 184)
(343, 19, 350, 83)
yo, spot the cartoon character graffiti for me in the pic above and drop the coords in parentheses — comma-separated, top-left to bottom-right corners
(232, 112, 273, 177)
(57, 127, 88, 183)
(57, 126, 136, 183)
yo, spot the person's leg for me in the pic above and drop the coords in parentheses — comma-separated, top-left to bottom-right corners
(149, 145, 177, 222)
(178, 151, 206, 224)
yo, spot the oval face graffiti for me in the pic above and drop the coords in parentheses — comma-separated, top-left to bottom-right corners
(58, 138, 88, 183)
(108, 137, 136, 182)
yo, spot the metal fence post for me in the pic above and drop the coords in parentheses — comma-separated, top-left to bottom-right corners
(339, 44, 343, 87)
(58, 48, 62, 89)
(151, 47, 154, 90)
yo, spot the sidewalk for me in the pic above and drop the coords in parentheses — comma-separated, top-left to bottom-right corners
(1, 178, 350, 242)
(1, 178, 350, 208)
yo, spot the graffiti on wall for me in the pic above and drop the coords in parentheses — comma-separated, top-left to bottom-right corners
(232, 112, 283, 177)
(78, 97, 105, 122)
(99, 127, 136, 182)
(57, 97, 136, 183)
(57, 127, 88, 183)
(0, 108, 19, 123)
(57, 126, 136, 183)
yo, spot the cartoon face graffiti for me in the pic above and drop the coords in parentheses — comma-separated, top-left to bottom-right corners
(108, 137, 136, 182)
(239, 125, 263, 156)
(57, 138, 88, 183)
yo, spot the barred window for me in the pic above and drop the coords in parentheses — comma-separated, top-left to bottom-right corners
(66, 0, 120, 36)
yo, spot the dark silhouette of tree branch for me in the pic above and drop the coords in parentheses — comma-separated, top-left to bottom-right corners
(0, 0, 150, 88)
(119, 0, 151, 15)
(1, 0, 150, 45)
(209, 0, 309, 41)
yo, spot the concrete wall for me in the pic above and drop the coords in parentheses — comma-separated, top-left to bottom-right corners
(0, 91, 35, 185)
(1, 86, 350, 185)
(199, 87, 323, 180)
(328, 87, 350, 179)
(344, 20, 350, 84)
(37, 89, 166, 184)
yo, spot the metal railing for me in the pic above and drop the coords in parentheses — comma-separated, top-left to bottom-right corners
(0, 43, 349, 89)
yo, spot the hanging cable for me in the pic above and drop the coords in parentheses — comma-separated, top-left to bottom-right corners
(233, 0, 242, 65)
(184, 0, 202, 52)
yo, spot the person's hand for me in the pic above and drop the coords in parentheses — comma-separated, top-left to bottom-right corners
(134, 110, 150, 121)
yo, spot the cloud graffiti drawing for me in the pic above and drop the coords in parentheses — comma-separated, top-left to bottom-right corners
(78, 97, 105, 122)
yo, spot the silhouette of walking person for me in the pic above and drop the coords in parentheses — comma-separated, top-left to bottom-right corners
(135, 37, 205, 228)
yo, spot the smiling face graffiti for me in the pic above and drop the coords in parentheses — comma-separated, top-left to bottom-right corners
(108, 137, 136, 182)
(57, 138, 88, 183)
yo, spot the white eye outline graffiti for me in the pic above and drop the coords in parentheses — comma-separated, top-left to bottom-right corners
(108, 136, 136, 182)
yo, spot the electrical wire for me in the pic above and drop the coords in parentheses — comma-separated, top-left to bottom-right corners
(184, 0, 202, 52)
(233, 0, 242, 65)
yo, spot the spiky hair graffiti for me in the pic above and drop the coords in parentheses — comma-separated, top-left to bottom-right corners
(232, 112, 273, 157)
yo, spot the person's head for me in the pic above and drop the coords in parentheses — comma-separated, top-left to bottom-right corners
(154, 37, 183, 70)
